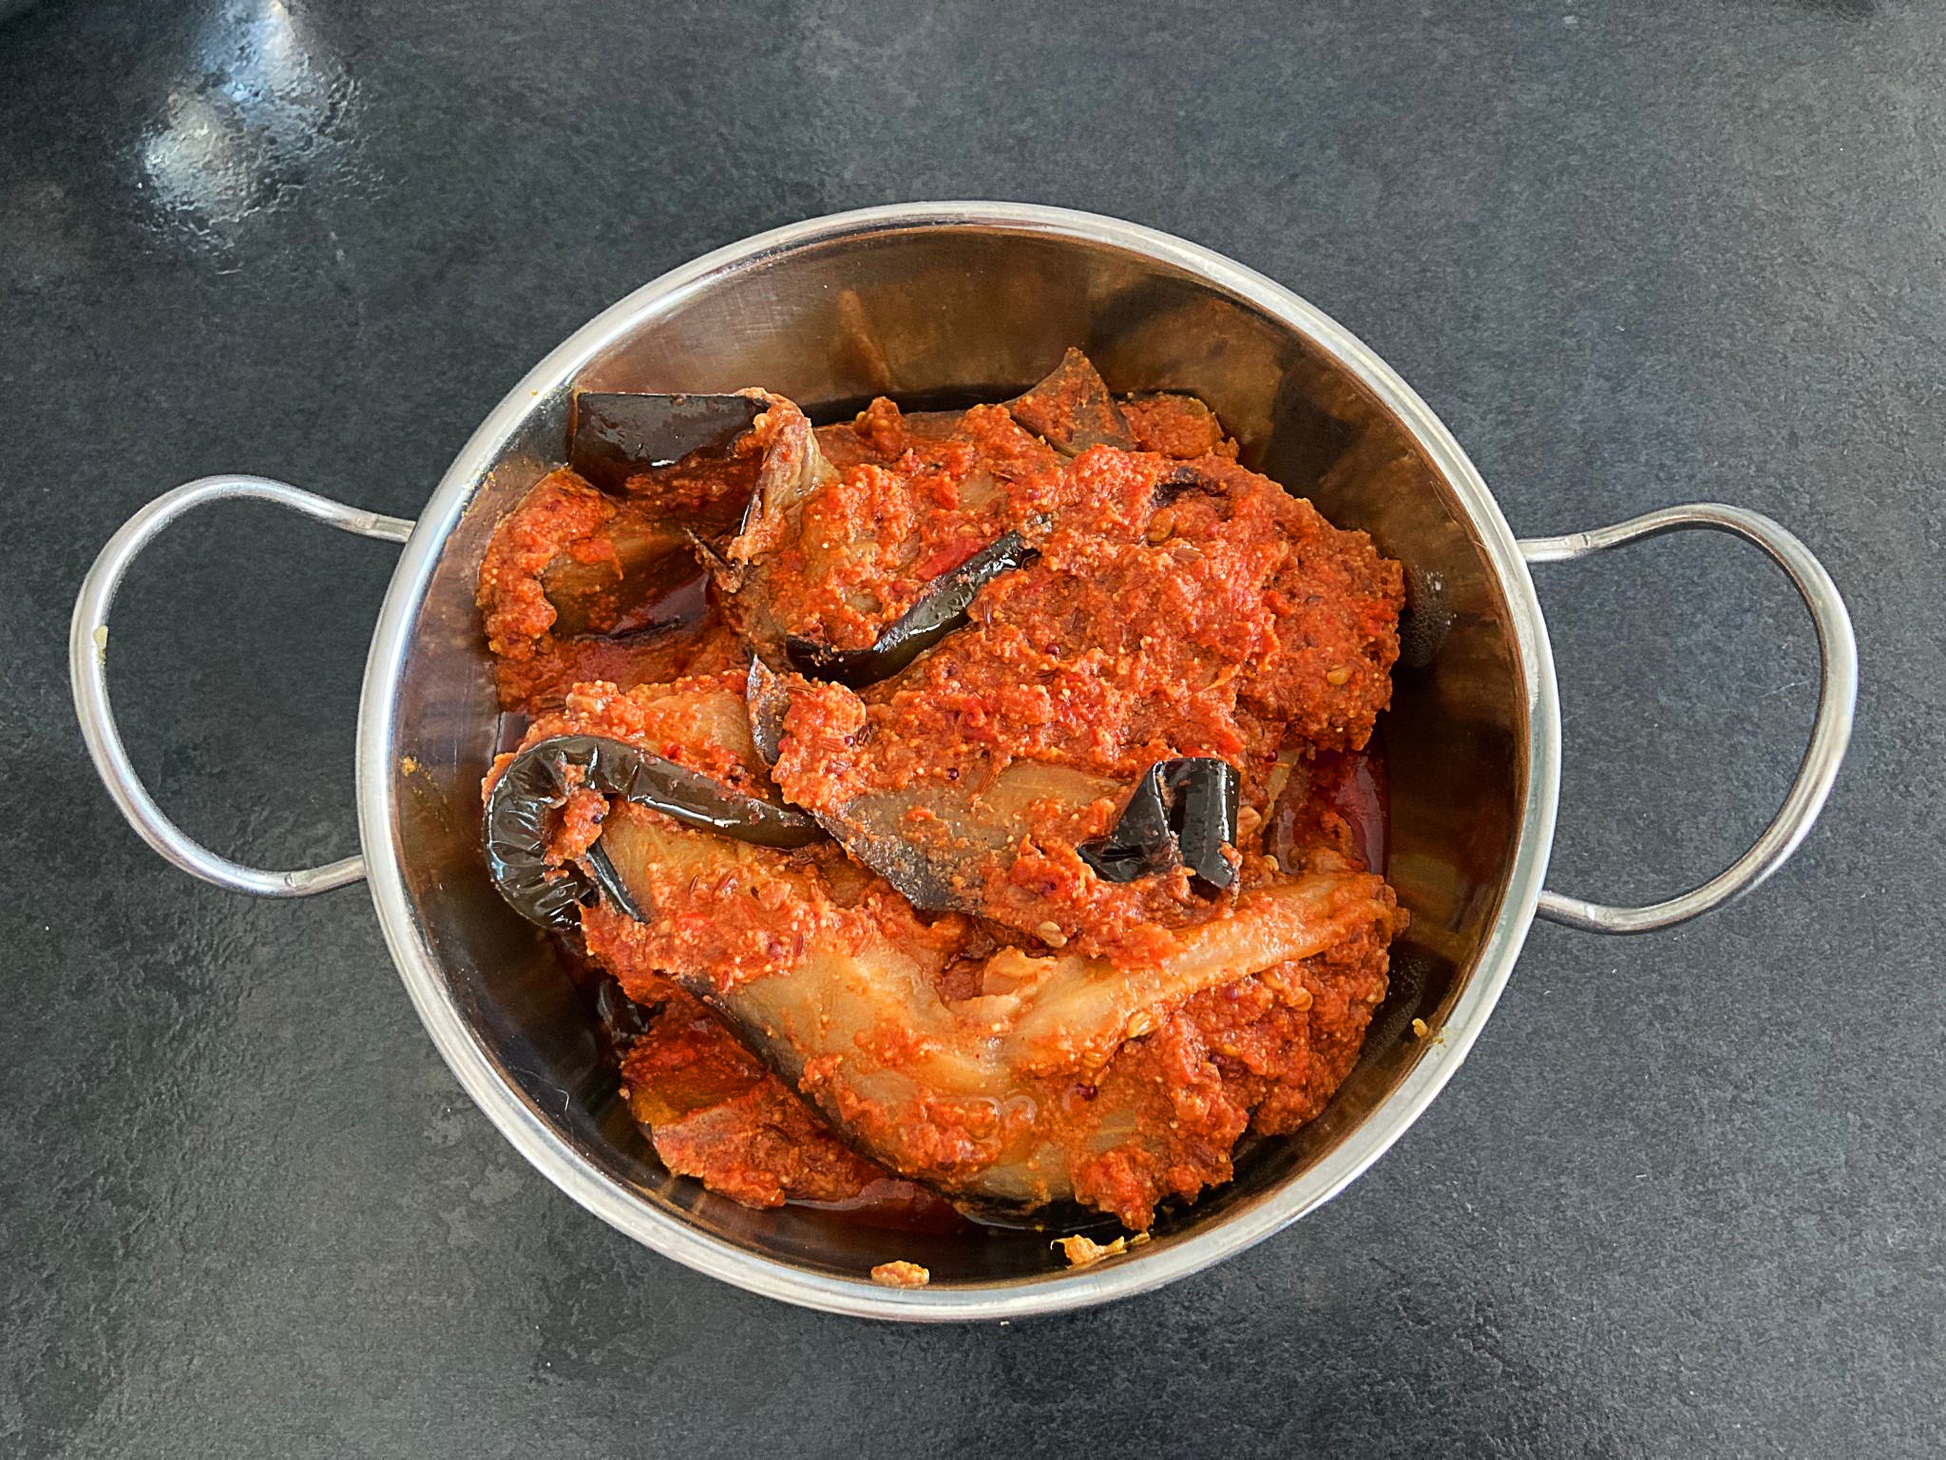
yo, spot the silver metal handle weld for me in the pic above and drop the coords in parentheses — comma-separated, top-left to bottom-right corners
(1521, 502, 1857, 934)
(69, 475, 416, 897)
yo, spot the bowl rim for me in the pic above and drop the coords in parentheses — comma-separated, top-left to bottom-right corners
(353, 201, 1562, 1320)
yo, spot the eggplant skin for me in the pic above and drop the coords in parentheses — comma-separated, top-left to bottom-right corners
(743, 657, 789, 767)
(1077, 757, 1240, 892)
(483, 733, 821, 930)
(782, 529, 1040, 689)
(1007, 348, 1137, 454)
(570, 393, 765, 493)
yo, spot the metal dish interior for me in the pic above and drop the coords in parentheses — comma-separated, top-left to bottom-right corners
(359, 206, 1553, 1317)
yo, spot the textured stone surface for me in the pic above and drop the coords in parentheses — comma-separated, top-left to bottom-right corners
(3, 0, 1941, 1455)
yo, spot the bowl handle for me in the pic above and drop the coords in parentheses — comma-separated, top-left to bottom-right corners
(69, 475, 417, 896)
(1518, 503, 1857, 934)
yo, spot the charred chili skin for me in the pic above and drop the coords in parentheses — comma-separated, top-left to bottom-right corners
(1077, 758, 1240, 892)
(569, 393, 765, 493)
(483, 733, 822, 930)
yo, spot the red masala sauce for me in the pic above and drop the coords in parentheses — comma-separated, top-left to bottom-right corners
(475, 365, 1403, 1235)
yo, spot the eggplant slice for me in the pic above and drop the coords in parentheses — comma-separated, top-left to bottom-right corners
(484, 733, 821, 930)
(836, 759, 1121, 917)
(781, 529, 1040, 688)
(589, 803, 1399, 1215)
(813, 753, 1236, 919)
(748, 659, 1111, 914)
(719, 358, 1145, 688)
(743, 656, 790, 766)
(570, 392, 766, 494)
(536, 507, 703, 639)
(483, 390, 773, 655)
(1006, 347, 1138, 454)
(711, 410, 840, 662)
(718, 412, 1043, 687)
(752, 661, 1237, 919)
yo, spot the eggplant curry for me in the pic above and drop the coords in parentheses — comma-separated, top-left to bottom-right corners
(475, 350, 1406, 1235)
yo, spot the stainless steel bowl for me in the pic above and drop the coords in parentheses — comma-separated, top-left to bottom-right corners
(70, 203, 1857, 1320)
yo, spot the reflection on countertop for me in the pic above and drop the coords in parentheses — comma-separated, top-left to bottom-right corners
(138, 0, 357, 250)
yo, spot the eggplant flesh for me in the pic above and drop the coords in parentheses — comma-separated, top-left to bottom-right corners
(814, 409, 971, 468)
(593, 803, 1397, 1213)
(570, 392, 765, 494)
(487, 403, 763, 653)
(483, 733, 821, 930)
(747, 660, 1115, 916)
(1077, 758, 1240, 893)
(743, 657, 790, 767)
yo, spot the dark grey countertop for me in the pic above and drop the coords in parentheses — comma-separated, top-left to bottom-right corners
(4, 1, 1941, 1454)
